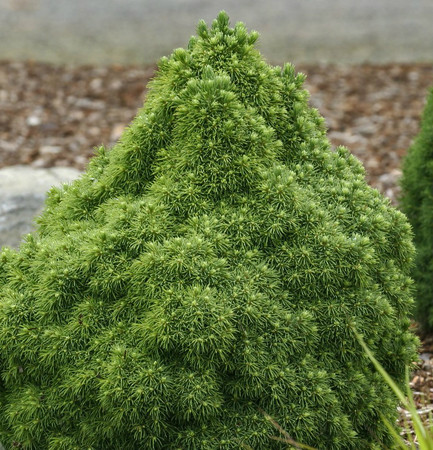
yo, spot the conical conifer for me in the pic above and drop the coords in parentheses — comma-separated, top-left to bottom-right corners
(401, 87, 433, 331)
(0, 12, 418, 449)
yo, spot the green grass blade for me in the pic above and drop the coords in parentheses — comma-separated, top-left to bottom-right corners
(380, 413, 410, 449)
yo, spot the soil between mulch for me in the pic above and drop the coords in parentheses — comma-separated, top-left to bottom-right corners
(1, 59, 433, 442)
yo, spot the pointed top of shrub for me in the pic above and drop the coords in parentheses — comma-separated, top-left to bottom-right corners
(0, 12, 418, 449)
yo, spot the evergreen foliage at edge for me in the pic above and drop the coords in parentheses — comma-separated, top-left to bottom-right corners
(400, 87, 433, 332)
(0, 11, 418, 449)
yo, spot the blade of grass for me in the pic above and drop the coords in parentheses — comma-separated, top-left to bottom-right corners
(258, 408, 316, 450)
(380, 413, 412, 449)
(356, 330, 433, 449)
(404, 368, 433, 450)
(356, 333, 406, 404)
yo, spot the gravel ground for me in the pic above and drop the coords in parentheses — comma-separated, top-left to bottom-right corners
(1, 59, 433, 441)
(1, 61, 433, 204)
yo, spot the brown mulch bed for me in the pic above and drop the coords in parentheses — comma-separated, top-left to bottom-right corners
(1, 61, 433, 203)
(1, 59, 433, 441)
(402, 333, 433, 445)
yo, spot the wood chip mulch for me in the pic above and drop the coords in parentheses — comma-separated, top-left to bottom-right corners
(1, 60, 433, 203)
(399, 331, 433, 447)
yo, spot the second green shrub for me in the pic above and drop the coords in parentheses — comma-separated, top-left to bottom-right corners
(401, 87, 433, 332)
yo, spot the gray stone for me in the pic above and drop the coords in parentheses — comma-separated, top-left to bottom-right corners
(0, 165, 81, 249)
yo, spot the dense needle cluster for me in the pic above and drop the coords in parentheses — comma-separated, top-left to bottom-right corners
(0, 12, 417, 449)
(401, 87, 433, 332)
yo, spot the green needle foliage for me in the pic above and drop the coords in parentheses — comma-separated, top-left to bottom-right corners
(400, 87, 433, 332)
(0, 11, 418, 449)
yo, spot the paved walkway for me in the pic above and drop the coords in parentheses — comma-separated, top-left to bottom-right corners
(1, 0, 433, 65)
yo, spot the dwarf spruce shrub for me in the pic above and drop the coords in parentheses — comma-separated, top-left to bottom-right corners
(0, 12, 418, 450)
(401, 87, 433, 332)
